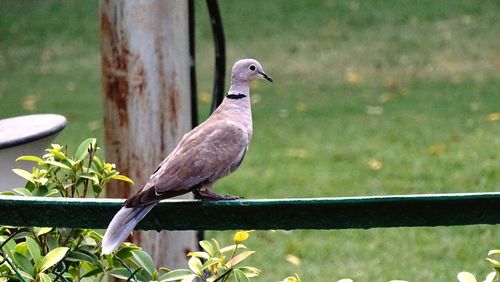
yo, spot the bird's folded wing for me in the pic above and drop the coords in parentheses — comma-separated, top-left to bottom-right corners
(152, 120, 248, 194)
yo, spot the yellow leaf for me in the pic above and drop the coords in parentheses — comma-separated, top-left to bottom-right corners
(378, 93, 395, 103)
(252, 94, 262, 104)
(367, 159, 383, 170)
(385, 76, 401, 89)
(285, 254, 301, 266)
(486, 113, 500, 122)
(295, 102, 307, 112)
(286, 148, 310, 159)
(279, 109, 289, 118)
(22, 95, 38, 112)
(346, 71, 362, 85)
(365, 105, 384, 115)
(428, 144, 446, 155)
(469, 102, 480, 112)
(199, 92, 211, 104)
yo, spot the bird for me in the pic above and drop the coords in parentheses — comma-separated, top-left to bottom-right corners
(102, 58, 272, 254)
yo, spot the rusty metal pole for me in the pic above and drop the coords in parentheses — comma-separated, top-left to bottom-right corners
(100, 0, 196, 270)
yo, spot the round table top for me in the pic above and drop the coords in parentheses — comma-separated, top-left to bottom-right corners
(0, 114, 67, 149)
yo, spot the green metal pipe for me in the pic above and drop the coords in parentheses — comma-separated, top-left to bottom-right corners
(0, 193, 499, 230)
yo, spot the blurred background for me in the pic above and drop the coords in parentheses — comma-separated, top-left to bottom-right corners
(1, 0, 499, 280)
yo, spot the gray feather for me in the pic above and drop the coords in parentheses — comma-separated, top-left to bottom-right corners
(102, 204, 155, 254)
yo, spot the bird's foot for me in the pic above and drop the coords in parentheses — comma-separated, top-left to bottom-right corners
(193, 189, 241, 201)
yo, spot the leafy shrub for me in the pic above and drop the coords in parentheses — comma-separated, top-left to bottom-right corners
(0, 138, 141, 281)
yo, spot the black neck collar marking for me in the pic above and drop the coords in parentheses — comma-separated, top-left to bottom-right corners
(226, 93, 247, 99)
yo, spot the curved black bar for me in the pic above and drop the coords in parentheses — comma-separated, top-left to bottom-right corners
(206, 0, 226, 113)
(188, 0, 198, 128)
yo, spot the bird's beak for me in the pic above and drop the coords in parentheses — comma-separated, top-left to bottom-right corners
(258, 71, 273, 83)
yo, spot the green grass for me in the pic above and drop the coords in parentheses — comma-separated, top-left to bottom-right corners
(1, 0, 499, 281)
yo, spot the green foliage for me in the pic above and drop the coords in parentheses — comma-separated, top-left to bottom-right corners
(154, 230, 299, 282)
(8, 138, 133, 198)
(0, 138, 139, 281)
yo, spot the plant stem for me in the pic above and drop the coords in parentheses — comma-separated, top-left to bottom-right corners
(82, 145, 95, 198)
(214, 269, 233, 282)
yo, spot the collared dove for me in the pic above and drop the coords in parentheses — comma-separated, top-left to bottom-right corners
(102, 58, 272, 254)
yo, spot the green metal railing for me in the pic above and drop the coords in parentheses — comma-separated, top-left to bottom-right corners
(1, 192, 499, 281)
(1, 192, 499, 230)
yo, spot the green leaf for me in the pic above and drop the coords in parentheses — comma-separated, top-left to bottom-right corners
(489, 250, 500, 256)
(202, 257, 222, 271)
(12, 231, 33, 241)
(159, 269, 195, 281)
(159, 267, 171, 274)
(199, 240, 215, 256)
(17, 269, 35, 281)
(44, 189, 60, 197)
(188, 257, 203, 276)
(180, 275, 197, 282)
(13, 187, 32, 196)
(35, 227, 52, 237)
(187, 251, 210, 260)
(111, 174, 135, 184)
(484, 272, 497, 282)
(14, 241, 29, 256)
(234, 269, 250, 282)
(211, 238, 222, 256)
(114, 244, 141, 260)
(0, 235, 17, 258)
(12, 169, 34, 183)
(486, 258, 500, 269)
(38, 272, 52, 282)
(45, 233, 59, 251)
(226, 251, 255, 268)
(13, 251, 34, 276)
(131, 250, 156, 277)
(65, 249, 99, 264)
(32, 185, 50, 197)
(220, 244, 247, 253)
(239, 266, 261, 278)
(46, 146, 67, 160)
(81, 266, 104, 278)
(108, 268, 133, 280)
(44, 160, 72, 170)
(26, 237, 42, 264)
(79, 173, 100, 185)
(16, 155, 44, 164)
(38, 247, 69, 272)
(92, 156, 103, 171)
(85, 230, 103, 242)
(75, 138, 96, 162)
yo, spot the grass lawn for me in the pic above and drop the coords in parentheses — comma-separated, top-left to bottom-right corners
(1, 0, 499, 281)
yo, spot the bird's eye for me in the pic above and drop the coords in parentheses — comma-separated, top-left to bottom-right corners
(249, 65, 256, 71)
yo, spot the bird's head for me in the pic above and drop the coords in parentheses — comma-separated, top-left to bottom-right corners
(231, 59, 273, 83)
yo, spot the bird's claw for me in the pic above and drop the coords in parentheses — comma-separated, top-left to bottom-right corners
(193, 189, 240, 201)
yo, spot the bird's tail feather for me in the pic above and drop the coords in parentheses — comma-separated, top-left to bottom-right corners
(102, 203, 156, 254)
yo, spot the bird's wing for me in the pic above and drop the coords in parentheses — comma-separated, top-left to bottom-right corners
(125, 120, 248, 206)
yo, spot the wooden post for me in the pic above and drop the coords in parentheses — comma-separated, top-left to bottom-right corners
(100, 0, 197, 270)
